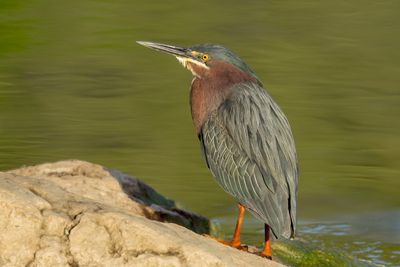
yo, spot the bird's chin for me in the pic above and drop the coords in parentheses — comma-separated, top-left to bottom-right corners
(176, 56, 209, 78)
(176, 56, 188, 68)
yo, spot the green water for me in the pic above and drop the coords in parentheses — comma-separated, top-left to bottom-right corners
(0, 1, 399, 266)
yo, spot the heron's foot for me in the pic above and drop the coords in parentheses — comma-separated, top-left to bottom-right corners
(219, 239, 249, 251)
(204, 235, 248, 251)
(259, 250, 272, 260)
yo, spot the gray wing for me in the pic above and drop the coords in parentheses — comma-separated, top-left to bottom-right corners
(200, 82, 298, 239)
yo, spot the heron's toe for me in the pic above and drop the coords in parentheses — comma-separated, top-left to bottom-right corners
(204, 235, 248, 251)
(259, 250, 272, 260)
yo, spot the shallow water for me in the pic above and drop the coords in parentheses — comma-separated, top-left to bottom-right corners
(0, 1, 399, 266)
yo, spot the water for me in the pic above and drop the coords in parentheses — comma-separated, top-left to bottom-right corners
(1, 1, 399, 266)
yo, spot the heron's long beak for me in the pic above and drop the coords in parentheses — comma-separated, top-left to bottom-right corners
(137, 41, 209, 73)
(137, 41, 190, 58)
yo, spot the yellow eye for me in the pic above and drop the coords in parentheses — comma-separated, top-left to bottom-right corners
(202, 54, 209, 61)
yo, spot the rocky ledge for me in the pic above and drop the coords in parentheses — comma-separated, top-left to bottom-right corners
(0, 160, 283, 267)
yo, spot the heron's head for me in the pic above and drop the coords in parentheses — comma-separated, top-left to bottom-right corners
(137, 41, 259, 82)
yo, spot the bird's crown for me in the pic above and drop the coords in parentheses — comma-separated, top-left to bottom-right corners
(190, 44, 258, 79)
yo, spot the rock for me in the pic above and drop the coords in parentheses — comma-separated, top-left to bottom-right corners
(0, 160, 283, 267)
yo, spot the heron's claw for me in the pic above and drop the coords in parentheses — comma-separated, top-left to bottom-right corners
(204, 235, 273, 260)
(203, 235, 248, 251)
(259, 250, 272, 260)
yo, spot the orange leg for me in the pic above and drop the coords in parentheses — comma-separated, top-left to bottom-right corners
(210, 203, 246, 250)
(260, 224, 272, 259)
(230, 203, 245, 247)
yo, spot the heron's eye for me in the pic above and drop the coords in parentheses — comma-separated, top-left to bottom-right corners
(202, 54, 209, 61)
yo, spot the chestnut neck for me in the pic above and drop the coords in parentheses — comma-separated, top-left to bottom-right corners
(189, 60, 259, 134)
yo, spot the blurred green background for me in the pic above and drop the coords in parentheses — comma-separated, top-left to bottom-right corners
(0, 1, 399, 266)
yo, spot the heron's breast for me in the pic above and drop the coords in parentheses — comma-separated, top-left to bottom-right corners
(189, 61, 258, 134)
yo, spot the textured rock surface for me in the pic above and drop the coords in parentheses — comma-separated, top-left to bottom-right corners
(0, 160, 283, 267)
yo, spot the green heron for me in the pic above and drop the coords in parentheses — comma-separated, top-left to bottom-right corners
(137, 41, 298, 259)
